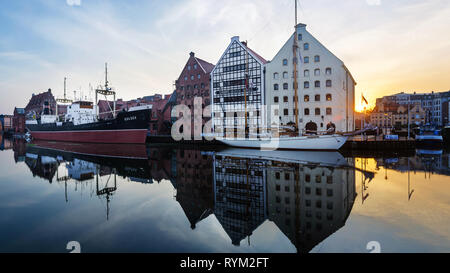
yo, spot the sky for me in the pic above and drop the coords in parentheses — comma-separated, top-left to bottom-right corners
(1, 0, 449, 114)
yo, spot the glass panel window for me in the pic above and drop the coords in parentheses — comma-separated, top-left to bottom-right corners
(314, 69, 320, 76)
(304, 70, 309, 77)
(304, 43, 309, 50)
(314, 55, 320, 62)
(315, 81, 320, 88)
(304, 81, 310, 89)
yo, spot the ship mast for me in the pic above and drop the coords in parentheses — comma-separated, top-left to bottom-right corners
(245, 42, 249, 138)
(95, 63, 116, 119)
(55, 77, 73, 120)
(293, 0, 300, 135)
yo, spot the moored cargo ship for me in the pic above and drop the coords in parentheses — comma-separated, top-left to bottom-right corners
(26, 64, 151, 144)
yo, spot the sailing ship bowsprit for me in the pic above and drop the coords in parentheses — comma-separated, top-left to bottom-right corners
(26, 64, 152, 144)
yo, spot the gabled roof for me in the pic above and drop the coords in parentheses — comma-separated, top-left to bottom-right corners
(211, 37, 268, 74)
(195, 57, 215, 74)
(243, 44, 268, 64)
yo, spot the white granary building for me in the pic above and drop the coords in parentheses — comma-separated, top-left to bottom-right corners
(266, 23, 356, 133)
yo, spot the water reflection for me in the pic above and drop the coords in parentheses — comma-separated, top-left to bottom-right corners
(6, 140, 366, 253)
(214, 149, 357, 253)
(3, 139, 449, 252)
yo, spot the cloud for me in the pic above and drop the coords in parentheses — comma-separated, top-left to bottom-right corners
(366, 0, 381, 6)
(66, 0, 81, 6)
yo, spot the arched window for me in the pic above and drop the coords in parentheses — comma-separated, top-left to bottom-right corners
(197, 74, 201, 79)
(304, 56, 309, 63)
(283, 72, 288, 79)
(274, 84, 279, 91)
(304, 81, 310, 89)
(326, 80, 332, 87)
(283, 83, 289, 90)
(273, 72, 279, 80)
(326, 108, 332, 115)
(304, 108, 310, 115)
(304, 70, 309, 77)
(283, 59, 288, 66)
(315, 95, 320, 102)
(274, 96, 279, 103)
(325, 68, 332, 75)
(326, 94, 332, 101)
(283, 96, 289, 102)
(314, 55, 320, 62)
(314, 69, 320, 76)
(304, 95, 310, 102)
(304, 43, 309, 50)
(315, 81, 320, 88)
(298, 34, 302, 41)
(315, 108, 321, 115)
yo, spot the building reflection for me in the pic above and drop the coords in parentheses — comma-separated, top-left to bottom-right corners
(213, 150, 356, 253)
(376, 149, 450, 177)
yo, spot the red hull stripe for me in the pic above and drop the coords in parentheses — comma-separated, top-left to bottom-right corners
(31, 129, 148, 144)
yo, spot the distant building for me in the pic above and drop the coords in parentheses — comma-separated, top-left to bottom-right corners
(25, 89, 56, 118)
(0, 115, 13, 132)
(13, 107, 26, 133)
(376, 91, 450, 127)
(370, 103, 426, 129)
(266, 23, 356, 133)
(175, 52, 215, 139)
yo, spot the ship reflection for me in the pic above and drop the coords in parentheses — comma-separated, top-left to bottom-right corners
(13, 141, 362, 253)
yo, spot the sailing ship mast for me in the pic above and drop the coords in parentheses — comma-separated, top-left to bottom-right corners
(293, 0, 300, 135)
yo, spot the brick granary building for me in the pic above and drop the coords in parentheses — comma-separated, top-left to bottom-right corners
(175, 52, 215, 139)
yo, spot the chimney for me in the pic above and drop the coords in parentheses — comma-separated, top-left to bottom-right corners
(241, 41, 247, 47)
(190, 52, 195, 57)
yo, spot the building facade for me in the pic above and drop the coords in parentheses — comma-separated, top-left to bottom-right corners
(376, 91, 450, 127)
(175, 52, 215, 139)
(266, 23, 356, 133)
(370, 103, 426, 129)
(13, 107, 26, 133)
(211, 36, 267, 137)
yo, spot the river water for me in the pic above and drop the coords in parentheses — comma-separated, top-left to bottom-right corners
(0, 137, 449, 253)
